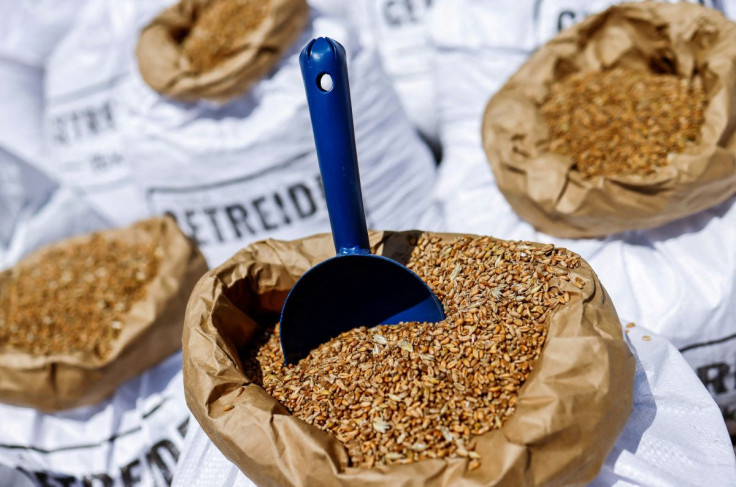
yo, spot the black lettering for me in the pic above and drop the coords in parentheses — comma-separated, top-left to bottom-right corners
(383, 0, 403, 26)
(83, 473, 114, 487)
(315, 175, 326, 202)
(146, 439, 180, 486)
(252, 197, 278, 231)
(225, 204, 256, 238)
(87, 151, 123, 172)
(273, 193, 292, 225)
(102, 101, 116, 130)
(382, 0, 425, 27)
(557, 10, 578, 32)
(697, 362, 731, 394)
(86, 109, 100, 135)
(53, 117, 69, 145)
(34, 471, 76, 487)
(121, 459, 142, 487)
(52, 101, 116, 145)
(91, 154, 105, 170)
(69, 112, 84, 140)
(203, 207, 225, 243)
(288, 183, 317, 219)
(177, 417, 190, 438)
(184, 209, 206, 246)
(406, 0, 417, 22)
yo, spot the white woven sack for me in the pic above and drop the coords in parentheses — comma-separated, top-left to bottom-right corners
(0, 60, 44, 165)
(117, 13, 438, 267)
(0, 0, 94, 68)
(42, 0, 176, 226)
(0, 353, 191, 487)
(430, 0, 736, 440)
(0, 0, 95, 165)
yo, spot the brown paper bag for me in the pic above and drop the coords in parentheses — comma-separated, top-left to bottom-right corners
(0, 217, 208, 412)
(482, 2, 736, 238)
(136, 0, 309, 102)
(183, 231, 635, 486)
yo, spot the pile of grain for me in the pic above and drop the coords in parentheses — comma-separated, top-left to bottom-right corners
(0, 234, 162, 358)
(541, 68, 706, 177)
(182, 0, 270, 73)
(244, 235, 581, 469)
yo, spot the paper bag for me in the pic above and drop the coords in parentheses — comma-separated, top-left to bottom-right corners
(482, 2, 736, 238)
(0, 217, 207, 412)
(136, 0, 309, 102)
(183, 231, 635, 486)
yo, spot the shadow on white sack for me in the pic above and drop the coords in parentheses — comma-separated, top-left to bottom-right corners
(168, 323, 736, 487)
(428, 0, 736, 445)
(0, 148, 109, 270)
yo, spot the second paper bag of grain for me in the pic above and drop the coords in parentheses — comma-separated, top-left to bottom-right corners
(482, 2, 736, 238)
(127, 0, 438, 267)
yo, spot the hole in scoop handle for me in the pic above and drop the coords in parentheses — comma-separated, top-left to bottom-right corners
(299, 37, 370, 256)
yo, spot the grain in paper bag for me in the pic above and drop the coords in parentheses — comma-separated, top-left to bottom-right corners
(0, 217, 207, 412)
(482, 2, 736, 238)
(428, 0, 736, 442)
(136, 0, 309, 102)
(183, 230, 634, 486)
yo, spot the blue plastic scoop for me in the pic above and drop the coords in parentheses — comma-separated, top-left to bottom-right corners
(279, 37, 445, 365)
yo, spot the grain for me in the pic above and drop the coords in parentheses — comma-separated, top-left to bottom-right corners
(182, 0, 270, 73)
(0, 234, 161, 357)
(245, 235, 580, 469)
(541, 68, 706, 178)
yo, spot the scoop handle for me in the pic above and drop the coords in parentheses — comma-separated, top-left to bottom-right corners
(299, 37, 370, 256)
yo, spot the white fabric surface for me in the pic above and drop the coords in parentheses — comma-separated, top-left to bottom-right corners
(0, 0, 94, 68)
(0, 352, 191, 486)
(429, 0, 736, 438)
(0, 0, 97, 166)
(170, 322, 736, 486)
(0, 60, 45, 165)
(592, 325, 736, 486)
